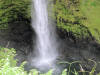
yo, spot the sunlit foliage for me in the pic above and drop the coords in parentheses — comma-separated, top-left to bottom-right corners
(54, 0, 100, 42)
(80, 0, 100, 42)
(54, 0, 91, 39)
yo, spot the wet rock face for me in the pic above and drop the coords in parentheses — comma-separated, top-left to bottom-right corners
(0, 21, 100, 72)
(8, 22, 32, 43)
(57, 28, 100, 72)
(0, 21, 35, 65)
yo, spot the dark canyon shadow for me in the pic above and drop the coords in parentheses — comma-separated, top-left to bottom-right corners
(0, 21, 35, 66)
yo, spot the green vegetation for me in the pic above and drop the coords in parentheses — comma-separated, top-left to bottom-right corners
(80, 0, 100, 42)
(0, 47, 27, 75)
(0, 0, 30, 29)
(54, 0, 100, 42)
(0, 47, 100, 75)
(54, 0, 91, 39)
(0, 0, 100, 42)
(0, 0, 100, 74)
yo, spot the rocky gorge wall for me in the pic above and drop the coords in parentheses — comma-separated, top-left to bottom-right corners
(0, 20, 100, 72)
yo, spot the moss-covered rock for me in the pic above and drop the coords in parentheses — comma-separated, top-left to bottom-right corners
(53, 0, 92, 41)
(54, 0, 100, 43)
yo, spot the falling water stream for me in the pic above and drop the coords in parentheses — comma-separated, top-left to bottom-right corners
(31, 0, 58, 71)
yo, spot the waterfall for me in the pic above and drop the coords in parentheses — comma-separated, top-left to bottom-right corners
(31, 0, 58, 70)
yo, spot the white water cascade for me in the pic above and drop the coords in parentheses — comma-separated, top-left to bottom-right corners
(31, 0, 58, 70)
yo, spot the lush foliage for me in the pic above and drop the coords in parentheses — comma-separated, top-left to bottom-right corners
(0, 0, 100, 42)
(54, 0, 100, 42)
(0, 47, 27, 75)
(0, 47, 100, 75)
(0, 0, 30, 29)
(80, 0, 100, 42)
(0, 0, 100, 75)
(54, 0, 91, 39)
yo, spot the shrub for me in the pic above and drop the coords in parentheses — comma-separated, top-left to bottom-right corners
(0, 47, 27, 75)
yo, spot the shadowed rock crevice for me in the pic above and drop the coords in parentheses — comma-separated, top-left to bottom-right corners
(0, 21, 35, 65)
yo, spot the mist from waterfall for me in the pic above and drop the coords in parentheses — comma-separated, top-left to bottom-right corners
(31, 0, 58, 70)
